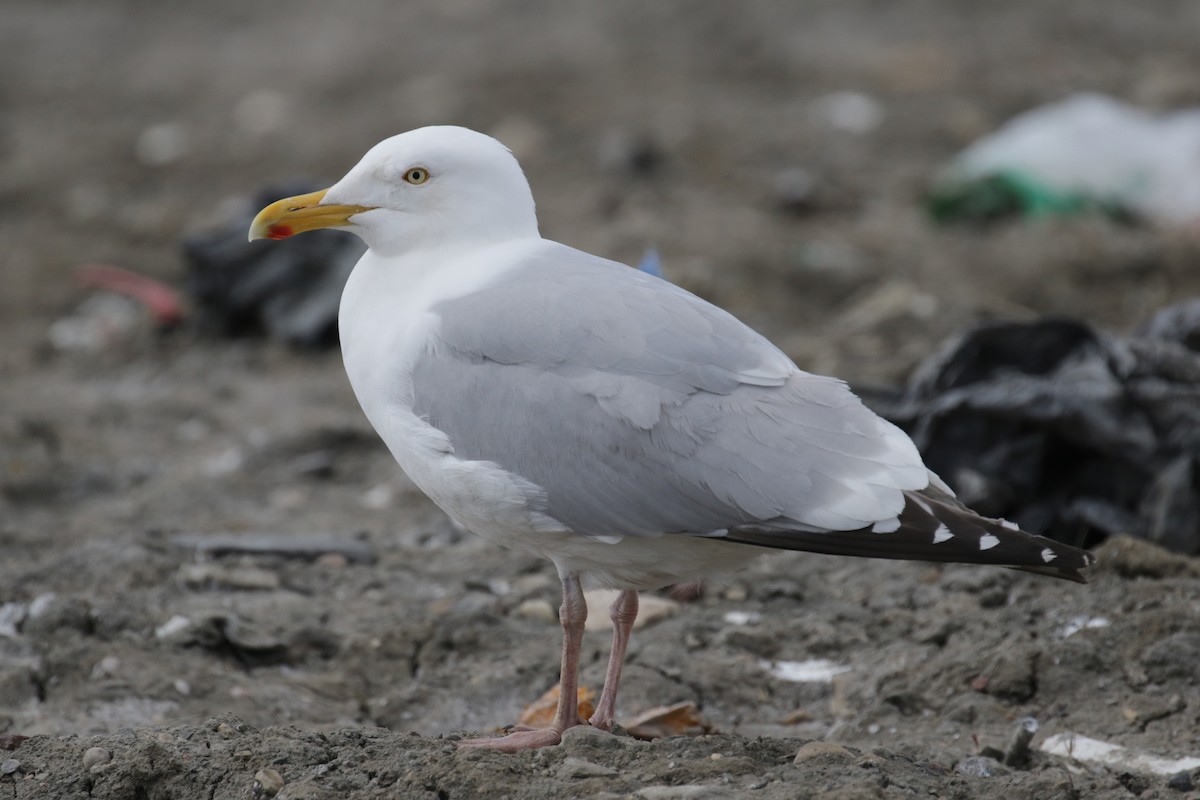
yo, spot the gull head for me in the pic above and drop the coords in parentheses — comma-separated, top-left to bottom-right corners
(249, 126, 539, 256)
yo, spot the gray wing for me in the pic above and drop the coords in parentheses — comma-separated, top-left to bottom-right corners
(410, 242, 930, 539)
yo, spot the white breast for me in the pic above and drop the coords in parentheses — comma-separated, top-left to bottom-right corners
(337, 240, 573, 548)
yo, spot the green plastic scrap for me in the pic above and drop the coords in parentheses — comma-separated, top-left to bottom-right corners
(926, 170, 1129, 224)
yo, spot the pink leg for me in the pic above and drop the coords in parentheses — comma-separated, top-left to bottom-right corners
(588, 589, 639, 731)
(458, 573, 588, 752)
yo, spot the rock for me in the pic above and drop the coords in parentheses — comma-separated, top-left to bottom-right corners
(583, 590, 678, 632)
(1, 758, 19, 775)
(253, 767, 285, 797)
(83, 746, 112, 769)
(794, 741, 855, 763)
(1166, 770, 1194, 791)
(557, 756, 618, 779)
(955, 756, 1007, 777)
(560, 724, 631, 752)
(513, 598, 557, 623)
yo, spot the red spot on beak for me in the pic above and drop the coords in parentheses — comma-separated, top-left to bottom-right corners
(267, 225, 294, 240)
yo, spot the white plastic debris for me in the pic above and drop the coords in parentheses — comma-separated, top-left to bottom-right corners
(1041, 732, 1200, 775)
(1056, 615, 1110, 639)
(760, 658, 852, 683)
(723, 610, 762, 626)
(947, 93, 1200, 226)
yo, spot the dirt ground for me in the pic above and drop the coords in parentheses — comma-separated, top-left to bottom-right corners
(4, 1, 1200, 798)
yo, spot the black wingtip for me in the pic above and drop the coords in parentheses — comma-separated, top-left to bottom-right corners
(725, 490, 1096, 583)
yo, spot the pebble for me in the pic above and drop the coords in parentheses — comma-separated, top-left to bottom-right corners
(91, 655, 122, 680)
(83, 747, 112, 769)
(513, 598, 557, 623)
(583, 590, 679, 632)
(560, 724, 628, 751)
(1, 758, 19, 775)
(793, 741, 854, 763)
(253, 768, 285, 797)
(1166, 770, 1194, 792)
(955, 756, 1004, 778)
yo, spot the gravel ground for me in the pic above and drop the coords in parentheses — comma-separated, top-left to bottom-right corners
(4, 2, 1200, 798)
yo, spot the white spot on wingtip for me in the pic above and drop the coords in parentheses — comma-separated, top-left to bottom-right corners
(979, 534, 1000, 551)
(932, 524, 953, 544)
(871, 517, 900, 533)
(999, 518, 1019, 530)
(1041, 547, 1057, 563)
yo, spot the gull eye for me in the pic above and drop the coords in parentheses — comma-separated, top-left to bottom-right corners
(403, 167, 430, 185)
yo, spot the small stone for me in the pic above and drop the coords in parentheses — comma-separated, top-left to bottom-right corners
(955, 756, 1006, 778)
(1166, 770, 1194, 792)
(513, 598, 557, 623)
(583, 590, 678, 632)
(253, 768, 285, 797)
(83, 747, 111, 769)
(722, 585, 748, 602)
(793, 741, 854, 763)
(1, 758, 19, 775)
(315, 552, 348, 569)
(557, 756, 618, 779)
(91, 655, 122, 679)
(560, 724, 626, 751)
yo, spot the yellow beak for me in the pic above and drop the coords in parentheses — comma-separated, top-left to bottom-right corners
(247, 189, 375, 242)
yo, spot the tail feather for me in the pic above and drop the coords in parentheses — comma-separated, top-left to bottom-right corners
(726, 490, 1095, 583)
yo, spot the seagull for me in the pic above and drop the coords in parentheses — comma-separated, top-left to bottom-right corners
(249, 125, 1094, 752)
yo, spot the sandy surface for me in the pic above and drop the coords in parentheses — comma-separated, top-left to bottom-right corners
(4, 2, 1200, 798)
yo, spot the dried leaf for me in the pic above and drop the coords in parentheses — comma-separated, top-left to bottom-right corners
(516, 684, 595, 729)
(623, 701, 711, 740)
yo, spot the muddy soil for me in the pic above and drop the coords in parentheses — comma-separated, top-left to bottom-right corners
(4, 2, 1200, 798)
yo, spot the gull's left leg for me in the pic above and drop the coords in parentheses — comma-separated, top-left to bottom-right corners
(457, 572, 588, 752)
(588, 589, 639, 731)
